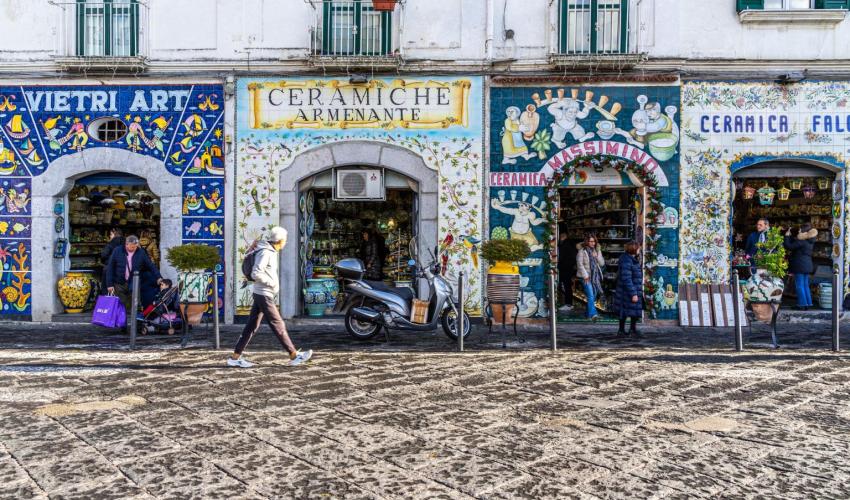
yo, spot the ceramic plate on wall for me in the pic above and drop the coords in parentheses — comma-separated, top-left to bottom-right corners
(833, 244, 841, 259)
(299, 195, 306, 214)
(54, 216, 64, 233)
(306, 191, 315, 212)
(306, 213, 315, 237)
(832, 223, 842, 239)
(834, 203, 841, 219)
(299, 217, 306, 236)
(834, 181, 843, 201)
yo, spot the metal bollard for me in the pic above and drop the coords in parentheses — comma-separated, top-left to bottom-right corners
(833, 270, 840, 352)
(549, 269, 557, 352)
(732, 270, 743, 352)
(213, 272, 221, 350)
(457, 271, 465, 352)
(129, 271, 140, 350)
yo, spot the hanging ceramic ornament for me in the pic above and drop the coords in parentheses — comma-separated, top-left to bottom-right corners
(803, 186, 816, 199)
(743, 186, 756, 200)
(778, 186, 791, 201)
(757, 185, 776, 206)
(790, 178, 802, 190)
(818, 177, 830, 190)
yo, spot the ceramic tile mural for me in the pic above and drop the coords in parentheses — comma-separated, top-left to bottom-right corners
(489, 86, 681, 320)
(680, 81, 849, 292)
(235, 76, 484, 316)
(0, 84, 224, 317)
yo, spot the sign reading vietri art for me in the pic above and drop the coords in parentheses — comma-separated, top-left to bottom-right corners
(246, 79, 472, 130)
(488, 140, 670, 187)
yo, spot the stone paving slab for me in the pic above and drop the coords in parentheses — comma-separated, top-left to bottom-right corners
(0, 321, 849, 498)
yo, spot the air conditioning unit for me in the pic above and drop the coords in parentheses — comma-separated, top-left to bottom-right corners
(334, 169, 385, 201)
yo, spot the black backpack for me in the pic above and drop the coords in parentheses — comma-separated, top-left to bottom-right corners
(242, 250, 258, 281)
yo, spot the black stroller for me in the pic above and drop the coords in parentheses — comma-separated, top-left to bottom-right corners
(137, 285, 184, 335)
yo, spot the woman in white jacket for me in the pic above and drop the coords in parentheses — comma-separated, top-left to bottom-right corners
(576, 234, 605, 320)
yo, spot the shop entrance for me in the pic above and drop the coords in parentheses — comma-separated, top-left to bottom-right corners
(297, 168, 418, 317)
(557, 186, 645, 322)
(61, 172, 161, 315)
(731, 162, 839, 308)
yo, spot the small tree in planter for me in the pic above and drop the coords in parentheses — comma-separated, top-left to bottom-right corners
(745, 227, 787, 321)
(481, 239, 531, 320)
(166, 244, 220, 324)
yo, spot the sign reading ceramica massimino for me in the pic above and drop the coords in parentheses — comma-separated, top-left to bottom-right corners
(247, 79, 472, 130)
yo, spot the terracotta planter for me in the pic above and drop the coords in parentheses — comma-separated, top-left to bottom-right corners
(181, 303, 207, 326)
(487, 273, 520, 321)
(372, 0, 397, 10)
(750, 302, 774, 322)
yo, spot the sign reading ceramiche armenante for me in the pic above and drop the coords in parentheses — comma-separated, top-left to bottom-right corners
(246, 79, 471, 130)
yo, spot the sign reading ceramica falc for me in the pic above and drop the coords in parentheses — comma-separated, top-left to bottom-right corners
(246, 79, 472, 130)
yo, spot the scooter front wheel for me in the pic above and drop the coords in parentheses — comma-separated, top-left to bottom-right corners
(345, 309, 382, 340)
(441, 309, 472, 341)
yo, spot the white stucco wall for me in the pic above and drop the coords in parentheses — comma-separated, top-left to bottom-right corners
(2, 0, 849, 70)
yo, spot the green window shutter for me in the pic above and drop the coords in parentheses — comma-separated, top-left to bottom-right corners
(737, 0, 764, 11)
(558, 0, 567, 53)
(130, 0, 138, 56)
(816, 0, 849, 9)
(322, 0, 331, 54)
(76, 0, 85, 56)
(104, 0, 112, 56)
(381, 11, 392, 55)
(619, 0, 628, 53)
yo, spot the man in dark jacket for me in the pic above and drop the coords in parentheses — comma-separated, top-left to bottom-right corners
(557, 232, 577, 309)
(100, 228, 124, 287)
(105, 235, 161, 323)
(784, 224, 817, 310)
(745, 218, 770, 269)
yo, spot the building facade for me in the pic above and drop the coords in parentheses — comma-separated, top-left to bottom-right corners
(0, 0, 849, 323)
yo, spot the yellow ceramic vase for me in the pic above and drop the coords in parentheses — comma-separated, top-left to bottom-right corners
(57, 272, 93, 313)
(488, 260, 519, 275)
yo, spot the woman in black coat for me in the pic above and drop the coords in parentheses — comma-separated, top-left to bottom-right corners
(614, 241, 643, 336)
(784, 224, 817, 310)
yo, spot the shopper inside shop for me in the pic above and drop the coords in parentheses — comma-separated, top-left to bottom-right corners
(557, 231, 578, 311)
(745, 218, 770, 269)
(359, 228, 386, 281)
(99, 227, 125, 287)
(784, 223, 817, 311)
(576, 234, 605, 321)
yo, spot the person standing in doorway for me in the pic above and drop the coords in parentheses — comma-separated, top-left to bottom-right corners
(576, 234, 605, 321)
(614, 241, 644, 337)
(557, 231, 577, 310)
(784, 223, 817, 311)
(100, 227, 124, 288)
(745, 218, 770, 270)
(359, 228, 384, 281)
(228, 226, 312, 368)
(105, 235, 161, 330)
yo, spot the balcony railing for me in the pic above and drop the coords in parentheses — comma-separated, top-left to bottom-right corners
(551, 0, 645, 68)
(309, 0, 399, 68)
(50, 0, 149, 73)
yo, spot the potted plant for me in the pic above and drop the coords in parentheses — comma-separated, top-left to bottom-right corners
(166, 244, 220, 324)
(481, 239, 531, 320)
(372, 0, 397, 11)
(744, 227, 787, 322)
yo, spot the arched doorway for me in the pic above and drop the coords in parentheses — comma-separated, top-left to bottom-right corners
(539, 154, 667, 323)
(731, 160, 843, 308)
(279, 141, 439, 318)
(30, 148, 182, 321)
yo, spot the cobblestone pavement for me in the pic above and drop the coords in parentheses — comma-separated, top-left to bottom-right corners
(1, 321, 849, 499)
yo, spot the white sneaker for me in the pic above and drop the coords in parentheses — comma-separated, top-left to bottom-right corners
(227, 357, 254, 368)
(289, 349, 313, 366)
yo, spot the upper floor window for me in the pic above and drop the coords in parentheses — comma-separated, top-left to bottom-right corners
(76, 0, 139, 57)
(320, 0, 393, 56)
(558, 0, 628, 55)
(738, 0, 849, 9)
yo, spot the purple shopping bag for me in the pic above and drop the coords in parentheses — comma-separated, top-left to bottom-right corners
(91, 295, 126, 328)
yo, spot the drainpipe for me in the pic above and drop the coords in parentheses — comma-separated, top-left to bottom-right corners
(486, 0, 495, 65)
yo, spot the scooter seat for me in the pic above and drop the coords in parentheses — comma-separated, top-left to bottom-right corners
(365, 280, 415, 303)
